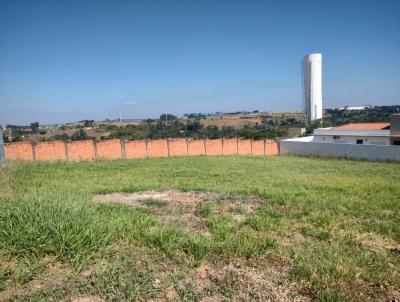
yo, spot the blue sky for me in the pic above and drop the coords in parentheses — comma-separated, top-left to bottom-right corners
(0, 0, 399, 125)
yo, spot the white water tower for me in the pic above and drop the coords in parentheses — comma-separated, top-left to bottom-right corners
(303, 53, 323, 125)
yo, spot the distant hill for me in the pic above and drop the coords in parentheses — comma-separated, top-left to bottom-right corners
(323, 105, 400, 126)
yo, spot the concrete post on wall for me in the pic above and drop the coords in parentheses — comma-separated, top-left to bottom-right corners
(64, 141, 69, 160)
(250, 139, 262, 156)
(93, 140, 97, 160)
(120, 138, 126, 159)
(0, 127, 4, 165)
(264, 140, 266, 156)
(31, 142, 36, 161)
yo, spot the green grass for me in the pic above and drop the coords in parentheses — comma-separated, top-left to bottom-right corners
(195, 202, 213, 218)
(140, 198, 167, 208)
(0, 155, 399, 301)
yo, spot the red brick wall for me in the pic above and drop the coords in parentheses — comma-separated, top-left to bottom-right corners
(4, 142, 33, 160)
(67, 140, 95, 160)
(206, 139, 222, 156)
(147, 139, 169, 157)
(223, 139, 237, 155)
(238, 139, 252, 155)
(188, 139, 205, 156)
(35, 141, 66, 161)
(4, 138, 279, 160)
(95, 139, 122, 159)
(125, 140, 147, 159)
(252, 140, 265, 155)
(169, 139, 188, 157)
(266, 141, 279, 155)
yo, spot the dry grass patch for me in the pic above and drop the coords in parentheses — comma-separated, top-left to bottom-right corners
(359, 232, 400, 253)
(93, 189, 262, 235)
(0, 256, 71, 301)
(173, 254, 311, 302)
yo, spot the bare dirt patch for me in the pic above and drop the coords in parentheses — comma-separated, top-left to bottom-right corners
(359, 233, 400, 252)
(93, 190, 262, 234)
(173, 255, 311, 302)
(91, 191, 312, 301)
(0, 256, 72, 302)
(280, 233, 308, 249)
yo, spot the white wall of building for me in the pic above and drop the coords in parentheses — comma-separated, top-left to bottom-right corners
(279, 139, 400, 161)
(311, 128, 392, 145)
(313, 135, 390, 145)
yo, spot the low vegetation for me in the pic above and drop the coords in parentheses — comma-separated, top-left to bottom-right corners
(306, 105, 400, 133)
(4, 105, 400, 143)
(0, 156, 399, 301)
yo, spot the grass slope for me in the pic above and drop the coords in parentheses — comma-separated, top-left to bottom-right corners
(0, 156, 399, 301)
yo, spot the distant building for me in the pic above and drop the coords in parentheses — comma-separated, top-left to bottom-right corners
(336, 106, 372, 111)
(290, 114, 400, 146)
(313, 123, 393, 145)
(279, 114, 400, 161)
(303, 53, 323, 124)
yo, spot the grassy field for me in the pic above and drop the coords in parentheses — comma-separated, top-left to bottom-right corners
(0, 156, 399, 301)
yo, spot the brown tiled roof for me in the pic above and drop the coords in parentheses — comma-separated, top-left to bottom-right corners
(334, 123, 390, 130)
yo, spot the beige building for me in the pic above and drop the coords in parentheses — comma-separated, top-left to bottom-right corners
(312, 114, 400, 146)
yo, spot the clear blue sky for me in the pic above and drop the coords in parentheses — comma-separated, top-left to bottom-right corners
(1, 0, 399, 125)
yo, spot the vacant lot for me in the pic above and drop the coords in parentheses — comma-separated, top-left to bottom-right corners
(0, 156, 399, 302)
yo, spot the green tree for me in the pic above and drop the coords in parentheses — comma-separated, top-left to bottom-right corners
(159, 114, 177, 124)
(51, 133, 70, 141)
(30, 122, 39, 132)
(82, 120, 95, 127)
(71, 129, 88, 141)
